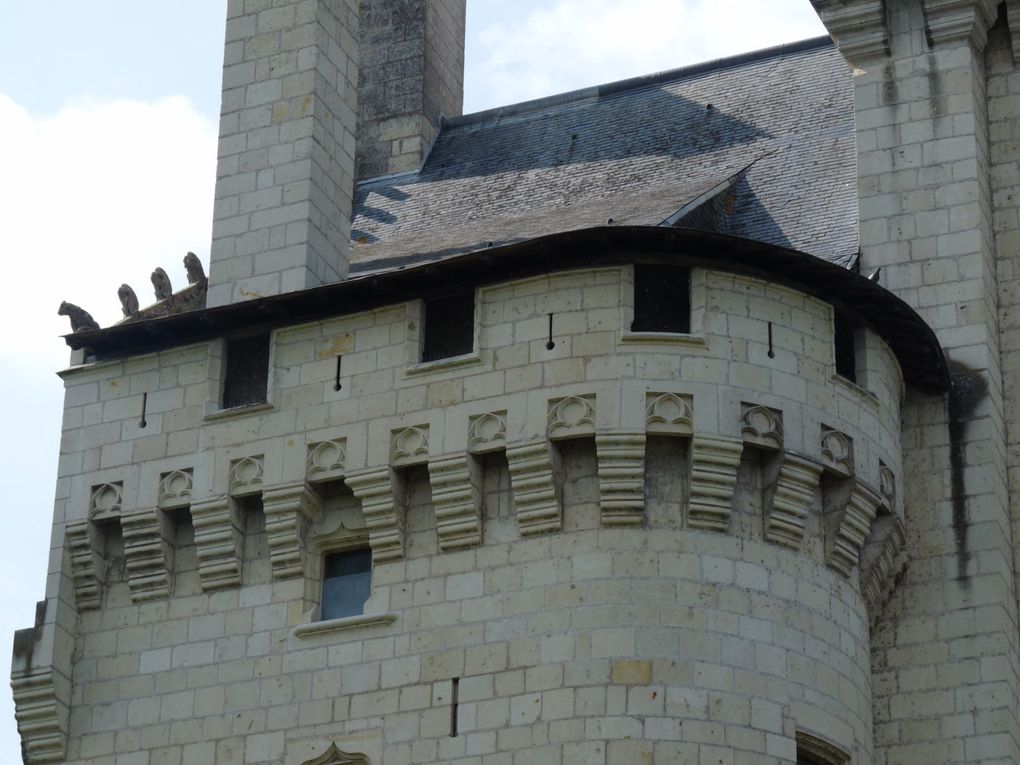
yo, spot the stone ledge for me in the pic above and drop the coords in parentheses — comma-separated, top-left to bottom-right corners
(404, 351, 484, 377)
(293, 612, 399, 639)
(618, 331, 706, 348)
(203, 401, 275, 422)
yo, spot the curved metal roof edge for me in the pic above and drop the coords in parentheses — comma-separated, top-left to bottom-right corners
(63, 226, 948, 393)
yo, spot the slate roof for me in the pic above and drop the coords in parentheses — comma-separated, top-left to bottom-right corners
(350, 36, 859, 274)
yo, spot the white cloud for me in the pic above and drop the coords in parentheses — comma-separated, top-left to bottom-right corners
(465, 0, 827, 112)
(0, 94, 217, 369)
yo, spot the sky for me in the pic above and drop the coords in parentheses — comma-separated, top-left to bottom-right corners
(0, 0, 826, 757)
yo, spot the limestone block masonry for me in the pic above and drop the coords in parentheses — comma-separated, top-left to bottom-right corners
(812, 1, 1020, 761)
(14, 265, 912, 764)
(207, 0, 360, 306)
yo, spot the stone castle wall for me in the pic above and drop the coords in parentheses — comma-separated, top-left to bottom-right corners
(16, 265, 907, 764)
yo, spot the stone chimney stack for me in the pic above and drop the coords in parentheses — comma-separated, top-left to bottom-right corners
(357, 0, 466, 178)
(207, 0, 359, 307)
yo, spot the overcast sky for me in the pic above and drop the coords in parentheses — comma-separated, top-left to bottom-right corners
(0, 1, 826, 756)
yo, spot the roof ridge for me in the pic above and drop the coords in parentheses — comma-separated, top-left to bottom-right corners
(446, 35, 834, 129)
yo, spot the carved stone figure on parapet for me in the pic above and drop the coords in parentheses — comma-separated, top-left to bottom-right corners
(151, 267, 173, 300)
(118, 284, 139, 317)
(57, 301, 99, 332)
(184, 252, 205, 284)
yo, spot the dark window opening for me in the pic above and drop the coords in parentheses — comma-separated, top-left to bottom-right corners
(222, 334, 270, 409)
(833, 312, 857, 382)
(321, 548, 372, 620)
(632, 265, 691, 333)
(422, 292, 474, 362)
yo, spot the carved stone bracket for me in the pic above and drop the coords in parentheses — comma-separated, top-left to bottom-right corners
(766, 454, 823, 549)
(66, 521, 101, 611)
(11, 669, 67, 764)
(429, 453, 483, 550)
(262, 483, 323, 579)
(307, 439, 347, 483)
(390, 426, 430, 467)
(229, 455, 264, 496)
(548, 395, 596, 441)
(922, 0, 998, 49)
(688, 435, 743, 532)
(810, 0, 890, 64)
(190, 496, 243, 591)
(826, 482, 881, 576)
(645, 392, 693, 436)
(345, 466, 405, 562)
(158, 469, 193, 510)
(468, 411, 507, 454)
(595, 432, 647, 527)
(861, 511, 907, 618)
(741, 403, 784, 452)
(506, 439, 561, 535)
(121, 510, 173, 602)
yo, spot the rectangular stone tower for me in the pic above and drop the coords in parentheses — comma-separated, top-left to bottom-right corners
(811, 1, 1020, 762)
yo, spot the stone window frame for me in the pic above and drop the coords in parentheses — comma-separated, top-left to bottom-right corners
(620, 264, 707, 347)
(203, 333, 277, 420)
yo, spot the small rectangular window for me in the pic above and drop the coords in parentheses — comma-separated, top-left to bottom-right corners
(321, 549, 372, 620)
(422, 291, 474, 362)
(632, 265, 691, 333)
(222, 334, 270, 409)
(833, 312, 856, 382)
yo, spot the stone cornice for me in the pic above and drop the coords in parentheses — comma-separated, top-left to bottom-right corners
(810, 0, 890, 64)
(923, 0, 998, 50)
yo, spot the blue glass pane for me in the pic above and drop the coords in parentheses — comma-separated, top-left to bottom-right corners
(321, 551, 372, 620)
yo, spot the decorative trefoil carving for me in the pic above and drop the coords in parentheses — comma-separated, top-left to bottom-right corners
(121, 510, 173, 602)
(468, 411, 507, 454)
(307, 438, 347, 483)
(261, 483, 322, 579)
(345, 466, 405, 562)
(741, 404, 784, 452)
(820, 427, 854, 477)
(547, 395, 596, 441)
(429, 454, 483, 550)
(595, 432, 646, 527)
(229, 456, 264, 496)
(190, 496, 243, 591)
(390, 426, 430, 467)
(645, 392, 693, 436)
(688, 435, 743, 532)
(89, 482, 122, 520)
(765, 454, 822, 549)
(826, 482, 880, 577)
(66, 521, 101, 611)
(879, 462, 896, 512)
(158, 469, 193, 509)
(506, 439, 561, 535)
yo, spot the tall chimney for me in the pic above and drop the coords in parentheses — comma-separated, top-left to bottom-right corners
(207, 0, 359, 307)
(357, 0, 465, 178)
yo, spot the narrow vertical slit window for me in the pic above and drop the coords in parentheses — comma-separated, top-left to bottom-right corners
(222, 334, 270, 409)
(422, 291, 474, 361)
(833, 312, 857, 383)
(632, 264, 691, 333)
(321, 548, 372, 620)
